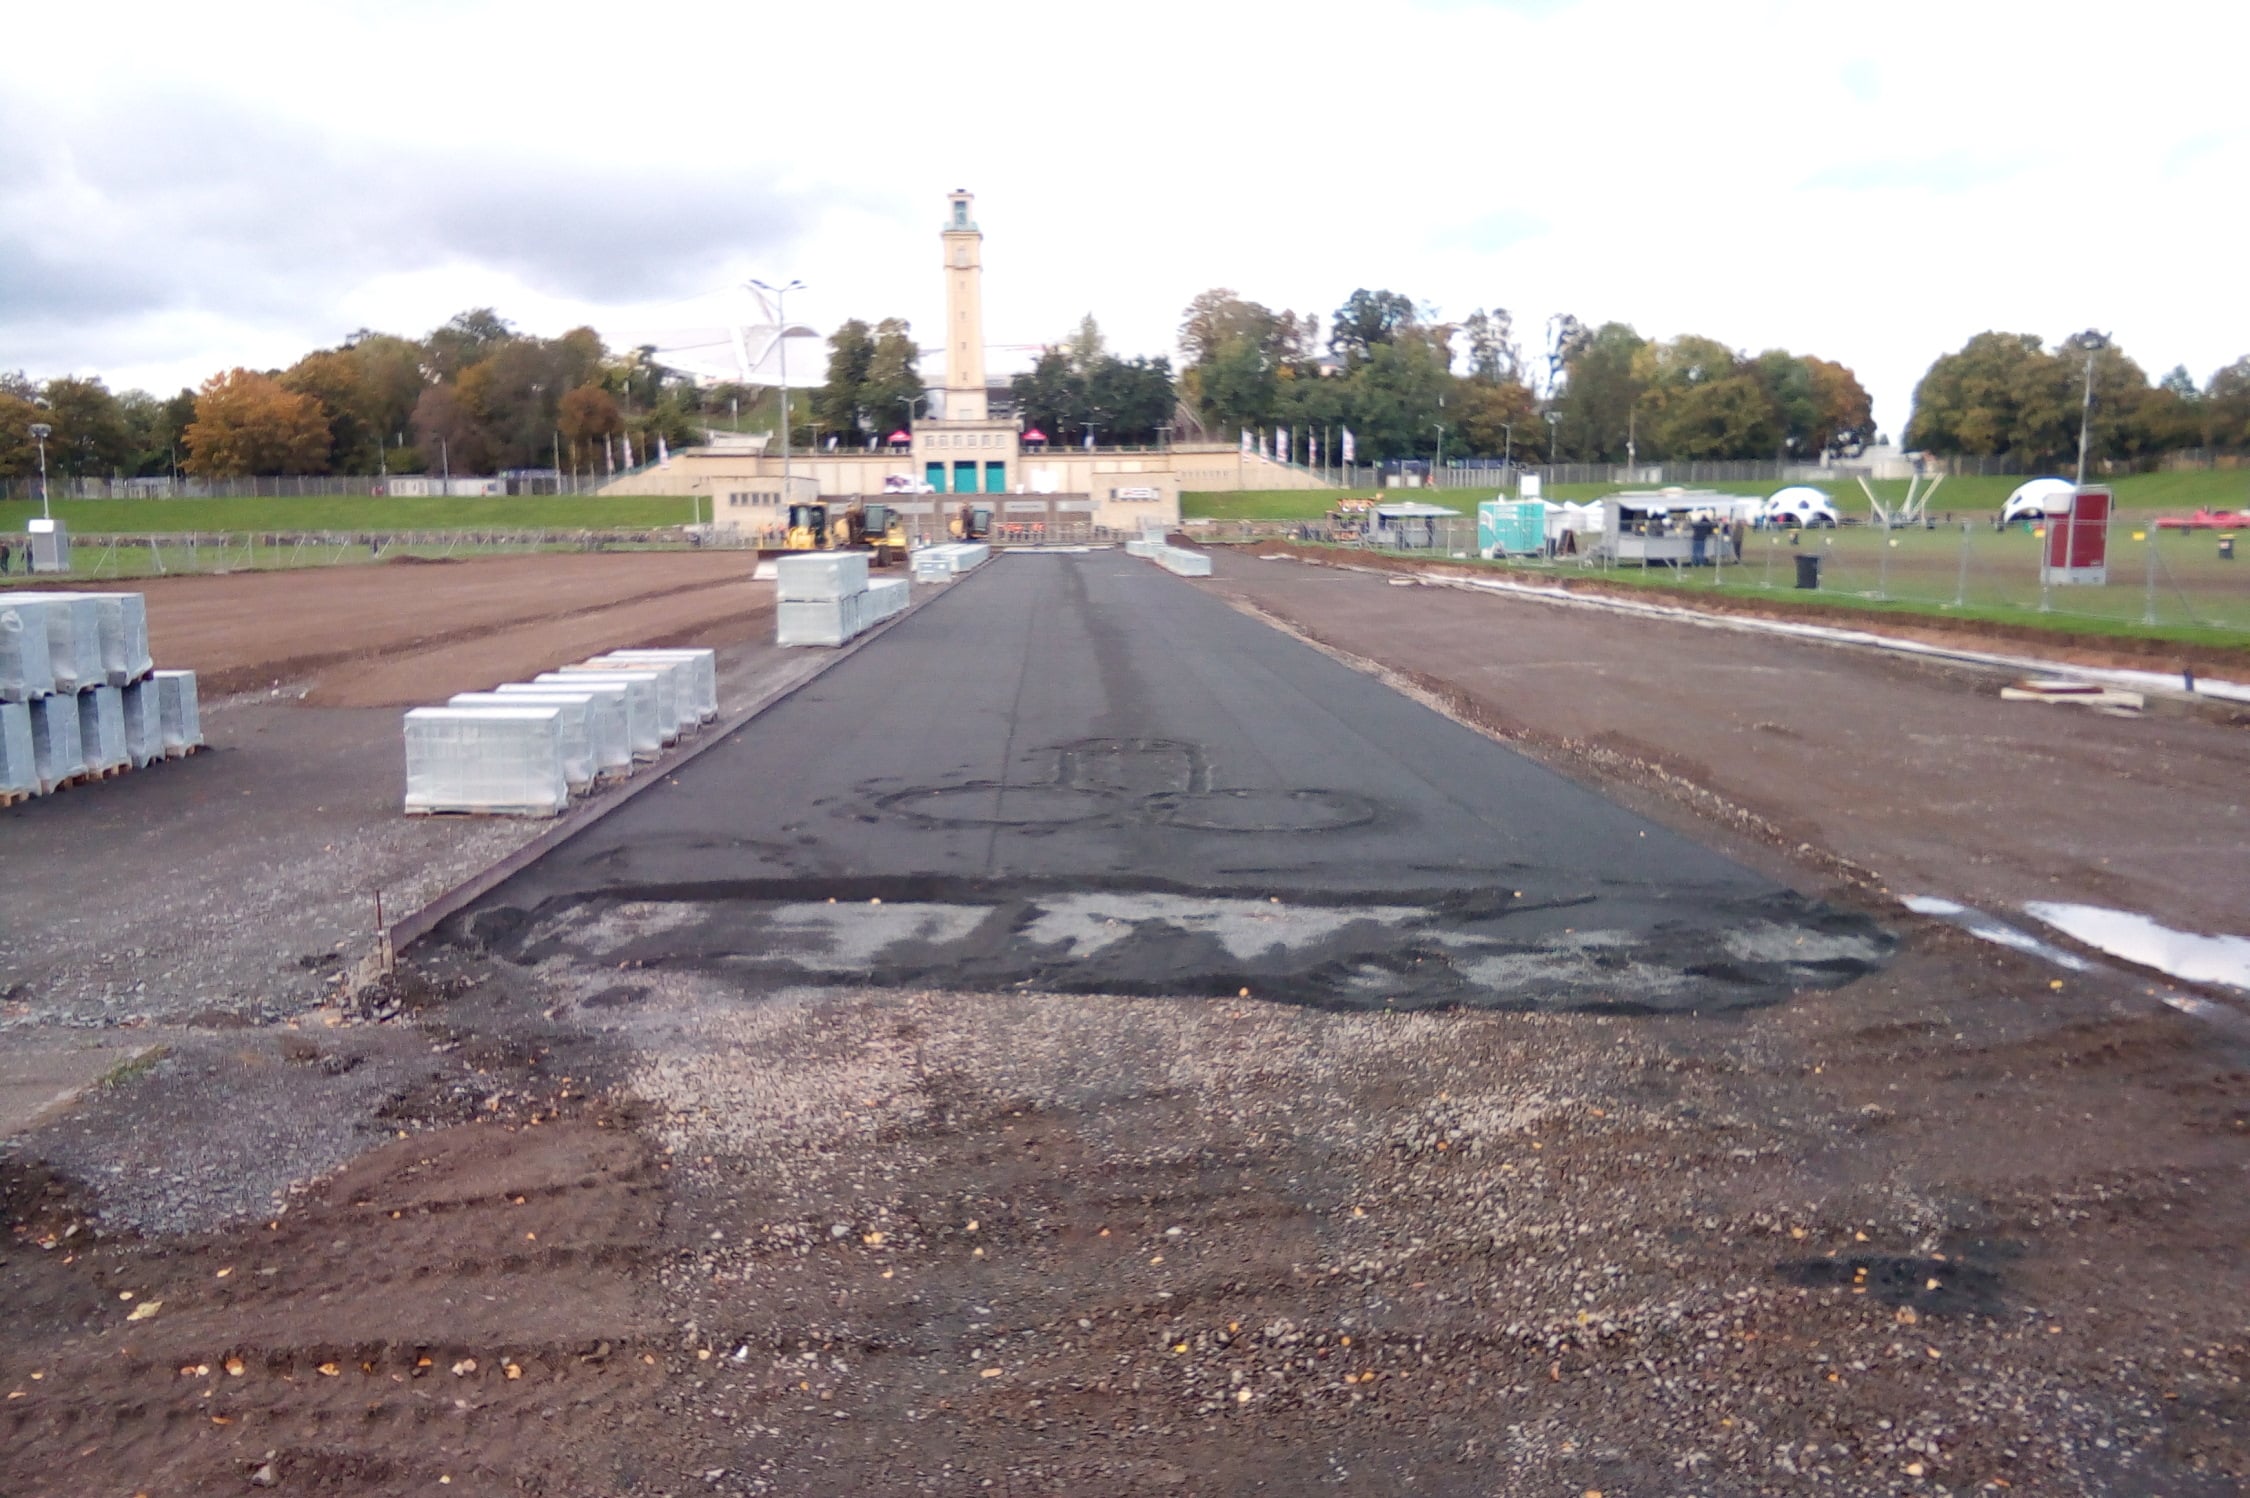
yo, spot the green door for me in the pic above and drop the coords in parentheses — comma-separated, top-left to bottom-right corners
(983, 461, 1006, 494)
(925, 461, 944, 492)
(953, 461, 976, 493)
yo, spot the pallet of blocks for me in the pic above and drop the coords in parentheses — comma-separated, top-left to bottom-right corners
(448, 693, 596, 792)
(593, 648, 719, 723)
(402, 706, 569, 817)
(0, 590, 200, 806)
(489, 683, 633, 780)
(1146, 545, 1212, 577)
(547, 666, 679, 746)
(580, 654, 701, 733)
(531, 672, 662, 760)
(908, 543, 990, 580)
(776, 551, 872, 647)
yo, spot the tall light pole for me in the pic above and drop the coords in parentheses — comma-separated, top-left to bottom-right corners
(751, 278, 805, 507)
(2073, 332, 2109, 487)
(1545, 410, 1561, 467)
(1431, 422, 1444, 488)
(29, 422, 52, 520)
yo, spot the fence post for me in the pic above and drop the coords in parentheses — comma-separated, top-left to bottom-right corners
(1876, 518, 1890, 600)
(1954, 523, 1971, 608)
(2143, 528, 2159, 626)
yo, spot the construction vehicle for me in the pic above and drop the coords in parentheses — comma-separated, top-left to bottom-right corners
(777, 499, 907, 565)
(948, 502, 992, 541)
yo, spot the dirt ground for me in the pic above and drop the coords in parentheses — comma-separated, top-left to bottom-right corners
(3, 549, 2245, 1497)
(69, 550, 770, 703)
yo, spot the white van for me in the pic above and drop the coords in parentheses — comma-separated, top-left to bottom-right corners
(1759, 487, 1839, 528)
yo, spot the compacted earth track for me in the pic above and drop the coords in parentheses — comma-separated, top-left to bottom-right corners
(3, 550, 2243, 1496)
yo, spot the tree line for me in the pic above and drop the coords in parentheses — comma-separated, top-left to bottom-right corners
(0, 310, 741, 483)
(1170, 288, 1877, 467)
(1903, 331, 2250, 468)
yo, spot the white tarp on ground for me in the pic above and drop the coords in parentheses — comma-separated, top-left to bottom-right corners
(78, 684, 128, 773)
(29, 692, 85, 790)
(403, 706, 568, 817)
(13, 595, 103, 693)
(775, 551, 870, 601)
(450, 692, 594, 790)
(582, 655, 699, 733)
(0, 599, 55, 701)
(534, 672, 660, 759)
(0, 700, 36, 795)
(153, 669, 202, 753)
(492, 684, 631, 778)
(119, 678, 163, 768)
(556, 663, 678, 741)
(595, 649, 718, 722)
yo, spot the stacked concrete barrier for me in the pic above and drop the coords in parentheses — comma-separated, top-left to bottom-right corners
(866, 576, 910, 621)
(0, 700, 35, 797)
(0, 592, 199, 806)
(403, 706, 570, 817)
(490, 684, 631, 780)
(776, 551, 874, 648)
(594, 648, 719, 723)
(448, 692, 595, 792)
(1147, 545, 1213, 577)
(403, 645, 723, 816)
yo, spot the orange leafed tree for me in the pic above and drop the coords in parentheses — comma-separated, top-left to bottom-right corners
(182, 368, 334, 476)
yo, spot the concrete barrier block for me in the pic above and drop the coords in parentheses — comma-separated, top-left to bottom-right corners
(153, 670, 202, 752)
(775, 551, 870, 601)
(403, 706, 569, 817)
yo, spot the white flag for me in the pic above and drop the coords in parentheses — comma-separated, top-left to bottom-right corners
(1280, 426, 1292, 464)
(605, 435, 615, 476)
(625, 432, 637, 468)
(1341, 427, 1356, 465)
(1240, 427, 1252, 453)
(658, 434, 671, 467)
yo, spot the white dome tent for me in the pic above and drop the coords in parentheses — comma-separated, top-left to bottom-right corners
(2001, 477, 2076, 524)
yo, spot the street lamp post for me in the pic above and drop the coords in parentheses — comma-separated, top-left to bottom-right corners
(29, 422, 53, 521)
(751, 277, 806, 508)
(2073, 333, 2109, 487)
(1431, 423, 1444, 489)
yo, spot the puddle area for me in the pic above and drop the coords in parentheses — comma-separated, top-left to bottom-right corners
(2023, 901, 2250, 995)
(1900, 897, 2093, 971)
(1903, 895, 2250, 1032)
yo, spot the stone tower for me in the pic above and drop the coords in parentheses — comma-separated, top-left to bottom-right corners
(940, 189, 987, 421)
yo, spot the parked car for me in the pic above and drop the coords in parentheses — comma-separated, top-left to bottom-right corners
(2000, 477, 2075, 525)
(1759, 487, 1839, 528)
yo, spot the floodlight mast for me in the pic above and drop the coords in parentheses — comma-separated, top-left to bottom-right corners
(750, 278, 806, 505)
(29, 422, 53, 521)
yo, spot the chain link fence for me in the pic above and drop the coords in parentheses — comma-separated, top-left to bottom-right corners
(1192, 514, 2250, 640)
(0, 529, 753, 584)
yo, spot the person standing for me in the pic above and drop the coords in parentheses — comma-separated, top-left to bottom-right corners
(1690, 511, 1715, 566)
(0, 539, 11, 574)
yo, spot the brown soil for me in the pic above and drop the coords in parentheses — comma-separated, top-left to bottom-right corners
(1198, 549, 2250, 939)
(6, 549, 2246, 1496)
(74, 551, 773, 703)
(1234, 540, 2250, 677)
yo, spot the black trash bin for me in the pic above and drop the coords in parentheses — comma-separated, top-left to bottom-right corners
(1795, 553, 1822, 589)
(2221, 535, 2236, 561)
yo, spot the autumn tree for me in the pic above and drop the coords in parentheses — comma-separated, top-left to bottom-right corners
(182, 369, 332, 476)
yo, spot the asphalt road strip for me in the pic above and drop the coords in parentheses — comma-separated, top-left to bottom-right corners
(448, 551, 1892, 1013)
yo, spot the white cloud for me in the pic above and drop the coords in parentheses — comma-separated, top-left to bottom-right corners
(2, 0, 2243, 434)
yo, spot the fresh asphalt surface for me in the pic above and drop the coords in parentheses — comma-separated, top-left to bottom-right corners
(457, 552, 1888, 1009)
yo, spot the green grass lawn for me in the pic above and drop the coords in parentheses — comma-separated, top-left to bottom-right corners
(0, 494, 705, 535)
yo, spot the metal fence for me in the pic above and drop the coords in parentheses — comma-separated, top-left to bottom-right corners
(0, 529, 754, 583)
(1196, 515, 2250, 639)
(0, 472, 626, 502)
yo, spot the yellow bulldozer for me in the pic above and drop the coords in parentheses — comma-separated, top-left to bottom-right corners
(778, 500, 907, 566)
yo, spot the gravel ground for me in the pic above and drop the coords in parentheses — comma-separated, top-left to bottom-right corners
(3, 552, 2243, 1496)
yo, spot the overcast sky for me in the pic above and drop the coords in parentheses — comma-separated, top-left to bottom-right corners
(5, 0, 2243, 439)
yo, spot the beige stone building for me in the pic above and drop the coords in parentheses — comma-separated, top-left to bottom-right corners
(603, 189, 1329, 541)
